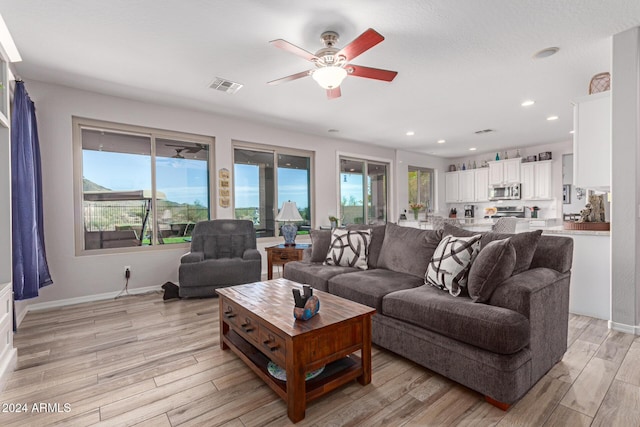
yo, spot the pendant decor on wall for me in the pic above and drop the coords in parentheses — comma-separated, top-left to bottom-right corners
(218, 168, 230, 208)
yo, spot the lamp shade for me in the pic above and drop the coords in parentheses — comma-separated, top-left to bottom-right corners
(275, 201, 303, 222)
(312, 66, 348, 89)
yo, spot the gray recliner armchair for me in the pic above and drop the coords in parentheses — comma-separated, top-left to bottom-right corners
(178, 220, 262, 297)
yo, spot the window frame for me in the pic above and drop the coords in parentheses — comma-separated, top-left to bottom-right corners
(408, 165, 434, 211)
(73, 117, 215, 255)
(232, 140, 315, 239)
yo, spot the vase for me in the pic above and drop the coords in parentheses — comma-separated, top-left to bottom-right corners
(413, 209, 419, 220)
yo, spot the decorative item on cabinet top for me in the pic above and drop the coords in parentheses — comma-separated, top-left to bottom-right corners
(589, 72, 610, 95)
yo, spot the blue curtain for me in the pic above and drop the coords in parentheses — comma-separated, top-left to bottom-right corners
(11, 81, 53, 300)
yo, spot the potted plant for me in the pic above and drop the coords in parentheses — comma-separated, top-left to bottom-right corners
(409, 202, 424, 220)
(328, 215, 339, 229)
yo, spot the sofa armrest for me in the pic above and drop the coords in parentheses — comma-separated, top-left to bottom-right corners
(181, 251, 204, 264)
(489, 267, 571, 381)
(242, 248, 262, 261)
(489, 268, 569, 318)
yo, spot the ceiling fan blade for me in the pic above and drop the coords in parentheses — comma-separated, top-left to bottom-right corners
(270, 39, 319, 62)
(267, 70, 312, 85)
(336, 28, 384, 62)
(347, 65, 398, 82)
(326, 87, 341, 100)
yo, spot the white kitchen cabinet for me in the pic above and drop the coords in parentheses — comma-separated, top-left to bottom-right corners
(445, 172, 460, 203)
(572, 91, 610, 189)
(521, 160, 552, 200)
(488, 158, 521, 185)
(445, 170, 476, 202)
(459, 170, 475, 202)
(474, 168, 489, 202)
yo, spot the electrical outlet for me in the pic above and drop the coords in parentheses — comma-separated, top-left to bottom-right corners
(124, 266, 131, 278)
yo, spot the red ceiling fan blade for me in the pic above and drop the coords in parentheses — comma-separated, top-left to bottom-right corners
(326, 87, 341, 100)
(347, 65, 398, 82)
(267, 70, 312, 85)
(270, 39, 319, 62)
(336, 28, 384, 62)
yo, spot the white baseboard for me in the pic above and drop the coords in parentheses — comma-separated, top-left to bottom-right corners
(608, 320, 640, 335)
(22, 285, 161, 315)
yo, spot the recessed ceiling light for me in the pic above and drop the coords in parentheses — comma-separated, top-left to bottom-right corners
(569, 130, 575, 134)
(521, 100, 535, 107)
(547, 115, 559, 121)
(406, 131, 415, 136)
(533, 47, 560, 59)
(437, 139, 446, 144)
(469, 147, 477, 151)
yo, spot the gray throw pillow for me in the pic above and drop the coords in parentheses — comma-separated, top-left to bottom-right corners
(310, 230, 332, 262)
(468, 238, 516, 303)
(483, 230, 543, 275)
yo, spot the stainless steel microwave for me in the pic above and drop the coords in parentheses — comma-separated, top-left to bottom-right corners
(489, 183, 521, 201)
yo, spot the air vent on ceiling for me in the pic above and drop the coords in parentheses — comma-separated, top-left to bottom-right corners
(474, 129, 495, 134)
(209, 77, 243, 94)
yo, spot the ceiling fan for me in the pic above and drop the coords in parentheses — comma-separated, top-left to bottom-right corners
(268, 28, 398, 99)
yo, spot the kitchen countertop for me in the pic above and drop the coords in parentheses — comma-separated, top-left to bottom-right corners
(537, 225, 610, 236)
(399, 218, 610, 236)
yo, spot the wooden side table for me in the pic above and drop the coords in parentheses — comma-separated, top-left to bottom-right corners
(265, 244, 310, 279)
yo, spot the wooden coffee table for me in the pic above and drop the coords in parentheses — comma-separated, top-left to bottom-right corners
(217, 278, 376, 423)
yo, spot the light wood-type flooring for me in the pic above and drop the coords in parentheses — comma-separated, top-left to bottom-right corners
(1, 291, 639, 426)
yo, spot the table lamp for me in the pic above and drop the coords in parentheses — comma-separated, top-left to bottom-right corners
(275, 201, 303, 246)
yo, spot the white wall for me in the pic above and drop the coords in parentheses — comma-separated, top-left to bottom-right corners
(611, 27, 640, 333)
(16, 80, 396, 314)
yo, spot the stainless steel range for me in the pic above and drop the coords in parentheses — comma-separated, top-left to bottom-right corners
(492, 206, 526, 218)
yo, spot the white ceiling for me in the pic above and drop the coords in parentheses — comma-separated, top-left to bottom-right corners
(2, 1, 640, 158)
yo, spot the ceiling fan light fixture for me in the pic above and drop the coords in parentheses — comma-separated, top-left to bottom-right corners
(312, 66, 347, 89)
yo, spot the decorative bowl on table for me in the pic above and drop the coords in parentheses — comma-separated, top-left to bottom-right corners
(267, 361, 324, 381)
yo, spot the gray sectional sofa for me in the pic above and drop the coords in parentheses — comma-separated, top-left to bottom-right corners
(283, 222, 573, 407)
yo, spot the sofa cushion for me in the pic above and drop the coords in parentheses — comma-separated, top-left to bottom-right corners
(347, 224, 386, 268)
(328, 269, 424, 312)
(382, 286, 530, 354)
(425, 234, 481, 296)
(325, 229, 371, 269)
(468, 238, 517, 303)
(310, 230, 332, 262)
(442, 223, 543, 275)
(377, 223, 443, 278)
(282, 261, 359, 293)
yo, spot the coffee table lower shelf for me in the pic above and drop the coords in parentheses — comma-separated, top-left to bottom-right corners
(223, 330, 362, 404)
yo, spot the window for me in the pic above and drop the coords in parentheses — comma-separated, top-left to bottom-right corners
(233, 144, 312, 238)
(74, 118, 213, 252)
(408, 166, 434, 210)
(340, 157, 388, 225)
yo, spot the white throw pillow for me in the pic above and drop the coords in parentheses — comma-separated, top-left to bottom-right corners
(324, 229, 371, 270)
(425, 234, 482, 296)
